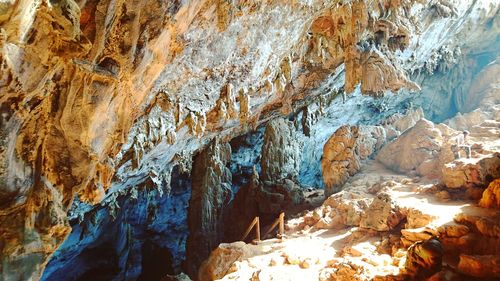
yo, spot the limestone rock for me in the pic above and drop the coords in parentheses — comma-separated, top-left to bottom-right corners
(0, 0, 498, 279)
(360, 193, 403, 232)
(403, 238, 444, 280)
(186, 138, 232, 276)
(198, 242, 247, 281)
(380, 108, 424, 140)
(479, 179, 500, 209)
(442, 153, 500, 188)
(322, 125, 386, 196)
(261, 117, 302, 182)
(319, 190, 371, 228)
(322, 125, 361, 196)
(457, 254, 500, 279)
(377, 119, 444, 174)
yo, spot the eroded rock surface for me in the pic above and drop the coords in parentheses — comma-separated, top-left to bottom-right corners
(261, 117, 301, 182)
(186, 138, 232, 276)
(0, 0, 498, 279)
(202, 103, 499, 281)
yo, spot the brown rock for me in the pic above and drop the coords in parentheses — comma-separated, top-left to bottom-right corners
(198, 242, 246, 281)
(401, 228, 434, 244)
(479, 179, 500, 208)
(404, 238, 444, 280)
(322, 125, 386, 196)
(457, 254, 500, 278)
(437, 224, 469, 238)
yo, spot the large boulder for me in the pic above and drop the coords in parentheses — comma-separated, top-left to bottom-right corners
(376, 118, 458, 180)
(198, 242, 247, 281)
(403, 238, 444, 280)
(321, 125, 385, 196)
(479, 179, 500, 209)
(377, 119, 444, 173)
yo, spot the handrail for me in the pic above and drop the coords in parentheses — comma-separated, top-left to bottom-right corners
(241, 212, 285, 243)
(241, 216, 260, 242)
(263, 212, 285, 239)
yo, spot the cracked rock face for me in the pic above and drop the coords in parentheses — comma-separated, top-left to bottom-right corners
(0, 0, 498, 279)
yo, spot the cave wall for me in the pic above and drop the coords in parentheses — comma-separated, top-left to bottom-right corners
(41, 166, 191, 281)
(0, 0, 498, 280)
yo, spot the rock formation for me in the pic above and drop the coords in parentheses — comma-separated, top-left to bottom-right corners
(321, 108, 423, 196)
(321, 125, 388, 196)
(186, 138, 232, 276)
(261, 117, 301, 182)
(479, 179, 500, 209)
(0, 0, 498, 279)
(200, 103, 500, 280)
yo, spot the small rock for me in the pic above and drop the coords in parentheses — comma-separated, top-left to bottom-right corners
(300, 258, 311, 269)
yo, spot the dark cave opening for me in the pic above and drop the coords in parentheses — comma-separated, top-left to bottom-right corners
(75, 246, 120, 281)
(137, 241, 175, 281)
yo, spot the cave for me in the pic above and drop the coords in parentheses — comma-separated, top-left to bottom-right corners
(1, 1, 499, 281)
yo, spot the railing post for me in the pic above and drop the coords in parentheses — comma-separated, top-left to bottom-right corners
(255, 217, 260, 242)
(278, 212, 284, 239)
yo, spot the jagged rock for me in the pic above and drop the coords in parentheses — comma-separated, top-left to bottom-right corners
(360, 193, 403, 231)
(442, 153, 500, 188)
(261, 117, 302, 182)
(457, 254, 500, 279)
(403, 238, 444, 280)
(322, 125, 386, 196)
(360, 50, 421, 95)
(377, 119, 445, 174)
(198, 242, 247, 281)
(318, 190, 371, 228)
(186, 138, 232, 276)
(479, 179, 500, 209)
(320, 262, 362, 281)
(1, 0, 498, 279)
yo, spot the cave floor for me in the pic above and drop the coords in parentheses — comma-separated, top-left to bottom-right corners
(213, 160, 498, 281)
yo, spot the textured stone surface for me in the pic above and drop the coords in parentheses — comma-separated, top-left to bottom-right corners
(321, 108, 422, 196)
(479, 179, 500, 209)
(0, 0, 498, 279)
(321, 124, 388, 196)
(186, 138, 232, 276)
(376, 119, 445, 174)
(442, 153, 500, 189)
(260, 117, 301, 182)
(403, 238, 444, 280)
(198, 242, 247, 281)
(359, 193, 403, 232)
(457, 254, 500, 279)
